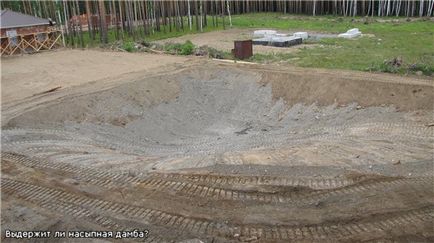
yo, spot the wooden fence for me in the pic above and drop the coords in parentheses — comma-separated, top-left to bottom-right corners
(1, 29, 63, 56)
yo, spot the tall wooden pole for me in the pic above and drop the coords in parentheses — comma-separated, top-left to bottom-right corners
(98, 0, 108, 44)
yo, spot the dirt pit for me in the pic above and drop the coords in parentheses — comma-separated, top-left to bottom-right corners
(2, 62, 434, 242)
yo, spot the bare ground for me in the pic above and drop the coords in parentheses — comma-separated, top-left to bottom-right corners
(1, 50, 434, 242)
(1, 49, 189, 105)
(155, 28, 319, 54)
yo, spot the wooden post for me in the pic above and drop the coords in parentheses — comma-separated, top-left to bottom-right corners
(58, 10, 66, 47)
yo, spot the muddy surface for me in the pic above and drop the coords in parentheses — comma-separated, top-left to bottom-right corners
(1, 59, 433, 242)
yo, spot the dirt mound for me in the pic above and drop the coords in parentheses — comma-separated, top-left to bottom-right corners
(6, 73, 181, 127)
(260, 68, 433, 111)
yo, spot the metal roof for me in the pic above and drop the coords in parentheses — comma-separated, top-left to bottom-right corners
(0, 9, 50, 29)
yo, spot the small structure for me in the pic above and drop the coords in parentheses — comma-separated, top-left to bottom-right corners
(232, 40, 253, 60)
(0, 10, 62, 56)
(69, 14, 115, 30)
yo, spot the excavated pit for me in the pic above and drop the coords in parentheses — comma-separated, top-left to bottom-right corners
(3, 65, 433, 172)
(2, 64, 433, 242)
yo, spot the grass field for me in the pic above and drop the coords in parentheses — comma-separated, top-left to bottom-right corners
(235, 13, 434, 75)
(68, 13, 434, 76)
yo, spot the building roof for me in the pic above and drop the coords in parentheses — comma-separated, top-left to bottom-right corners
(0, 9, 50, 29)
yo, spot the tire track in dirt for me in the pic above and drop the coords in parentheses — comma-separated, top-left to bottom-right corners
(3, 178, 433, 241)
(140, 175, 432, 204)
(1, 153, 142, 189)
(1, 152, 356, 191)
(3, 153, 433, 206)
(151, 172, 357, 189)
(1, 179, 168, 243)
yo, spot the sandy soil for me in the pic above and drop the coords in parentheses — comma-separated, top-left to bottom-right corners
(156, 28, 318, 54)
(1, 51, 434, 242)
(1, 49, 189, 105)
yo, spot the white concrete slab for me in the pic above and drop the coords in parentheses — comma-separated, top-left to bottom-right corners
(294, 32, 309, 40)
(253, 30, 277, 37)
(338, 28, 361, 38)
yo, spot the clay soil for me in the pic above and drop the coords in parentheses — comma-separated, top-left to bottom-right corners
(1, 50, 433, 242)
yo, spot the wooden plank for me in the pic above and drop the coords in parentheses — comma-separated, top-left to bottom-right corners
(22, 38, 37, 52)
(48, 34, 61, 49)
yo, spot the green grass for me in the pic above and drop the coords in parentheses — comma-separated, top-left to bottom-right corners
(163, 40, 195, 55)
(231, 13, 434, 75)
(121, 41, 136, 52)
(232, 13, 357, 32)
(248, 53, 296, 63)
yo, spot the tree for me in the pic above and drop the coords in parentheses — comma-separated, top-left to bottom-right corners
(226, 0, 232, 27)
(98, 0, 107, 44)
(85, 1, 94, 41)
(187, 0, 192, 30)
(73, 0, 84, 47)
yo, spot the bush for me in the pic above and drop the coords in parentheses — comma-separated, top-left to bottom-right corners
(163, 42, 182, 53)
(180, 40, 195, 55)
(367, 56, 434, 76)
(140, 40, 151, 47)
(408, 63, 434, 76)
(163, 40, 195, 55)
(206, 47, 227, 59)
(377, 62, 401, 74)
(122, 41, 136, 52)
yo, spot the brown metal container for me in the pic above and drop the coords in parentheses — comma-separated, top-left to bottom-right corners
(232, 40, 253, 60)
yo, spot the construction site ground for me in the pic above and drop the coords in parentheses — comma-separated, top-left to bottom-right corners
(155, 28, 318, 54)
(1, 49, 433, 242)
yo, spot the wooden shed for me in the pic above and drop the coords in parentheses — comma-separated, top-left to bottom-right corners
(0, 10, 62, 56)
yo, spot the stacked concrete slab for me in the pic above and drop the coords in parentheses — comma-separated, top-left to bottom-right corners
(253, 36, 302, 47)
(252, 30, 303, 47)
(253, 30, 277, 38)
(252, 28, 363, 48)
(293, 32, 309, 40)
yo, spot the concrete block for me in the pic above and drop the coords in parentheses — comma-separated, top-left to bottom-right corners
(347, 28, 360, 34)
(253, 30, 277, 37)
(253, 36, 302, 47)
(294, 32, 309, 40)
(252, 37, 272, 46)
(338, 28, 361, 38)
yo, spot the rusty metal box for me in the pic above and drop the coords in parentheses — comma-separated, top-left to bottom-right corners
(232, 40, 253, 60)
